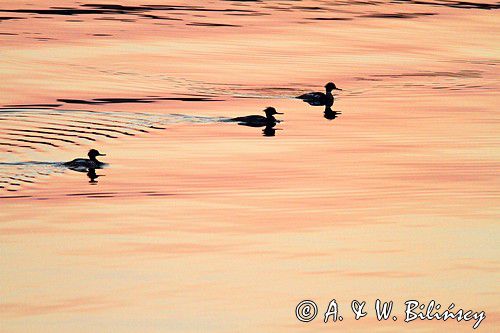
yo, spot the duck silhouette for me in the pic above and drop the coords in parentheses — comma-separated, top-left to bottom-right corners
(297, 82, 342, 107)
(228, 107, 283, 127)
(64, 149, 107, 171)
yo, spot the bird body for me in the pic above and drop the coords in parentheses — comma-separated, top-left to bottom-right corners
(228, 107, 283, 127)
(231, 115, 274, 127)
(297, 82, 341, 106)
(297, 91, 332, 106)
(64, 149, 106, 171)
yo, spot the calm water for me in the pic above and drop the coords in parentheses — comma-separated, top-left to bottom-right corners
(1, 1, 499, 332)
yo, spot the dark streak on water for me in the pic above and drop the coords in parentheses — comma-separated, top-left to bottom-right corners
(0, 16, 24, 21)
(5, 104, 64, 108)
(187, 22, 242, 27)
(56, 96, 222, 105)
(391, 0, 500, 10)
(360, 12, 436, 18)
(0, 3, 256, 17)
(0, 0, 500, 31)
(370, 70, 483, 78)
(308, 17, 354, 20)
(0, 0, 497, 34)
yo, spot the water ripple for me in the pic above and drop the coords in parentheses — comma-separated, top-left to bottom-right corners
(0, 108, 231, 190)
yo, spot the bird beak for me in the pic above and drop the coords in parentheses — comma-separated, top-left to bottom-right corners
(98, 153, 106, 156)
(275, 112, 284, 115)
(335, 88, 342, 91)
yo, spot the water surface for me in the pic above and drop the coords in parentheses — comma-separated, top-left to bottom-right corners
(1, 0, 499, 332)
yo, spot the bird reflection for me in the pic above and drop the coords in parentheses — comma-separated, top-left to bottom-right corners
(262, 123, 282, 137)
(324, 106, 342, 121)
(86, 168, 103, 184)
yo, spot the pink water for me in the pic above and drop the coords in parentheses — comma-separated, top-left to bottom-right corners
(1, 1, 499, 332)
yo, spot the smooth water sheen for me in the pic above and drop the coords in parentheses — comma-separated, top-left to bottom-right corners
(0, 1, 499, 332)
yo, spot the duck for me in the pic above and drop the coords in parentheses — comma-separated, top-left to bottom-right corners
(64, 149, 107, 171)
(297, 82, 342, 106)
(229, 107, 283, 127)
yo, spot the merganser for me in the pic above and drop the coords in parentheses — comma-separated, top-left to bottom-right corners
(297, 82, 342, 106)
(229, 107, 283, 127)
(64, 149, 106, 171)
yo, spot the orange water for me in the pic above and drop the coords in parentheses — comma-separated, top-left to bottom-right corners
(1, 1, 499, 332)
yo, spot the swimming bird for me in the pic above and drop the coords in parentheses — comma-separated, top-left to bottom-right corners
(64, 149, 106, 171)
(297, 82, 342, 106)
(229, 107, 283, 127)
